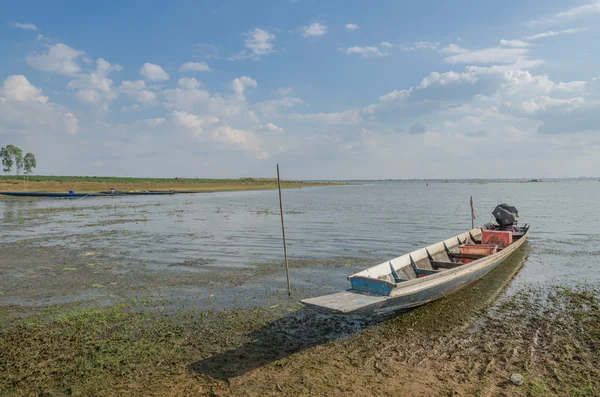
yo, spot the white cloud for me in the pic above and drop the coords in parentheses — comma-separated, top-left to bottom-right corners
(256, 123, 284, 132)
(439, 44, 469, 54)
(140, 63, 169, 81)
(179, 61, 211, 72)
(212, 124, 261, 151)
(345, 23, 360, 31)
(246, 28, 276, 55)
(379, 89, 411, 101)
(418, 71, 478, 89)
(293, 109, 361, 124)
(64, 112, 78, 135)
(443, 47, 530, 64)
(1, 75, 48, 103)
(68, 58, 122, 109)
(255, 96, 303, 116)
(525, 28, 586, 41)
(399, 41, 439, 51)
(529, 2, 600, 25)
(379, 42, 393, 48)
(229, 76, 257, 100)
(500, 39, 530, 48)
(0, 76, 79, 136)
(172, 110, 219, 137)
(26, 43, 83, 75)
(275, 87, 293, 96)
(345, 46, 387, 56)
(13, 22, 38, 31)
(228, 28, 276, 60)
(301, 22, 327, 37)
(146, 117, 166, 128)
(120, 80, 157, 104)
(162, 79, 212, 111)
(556, 2, 600, 18)
(177, 77, 202, 90)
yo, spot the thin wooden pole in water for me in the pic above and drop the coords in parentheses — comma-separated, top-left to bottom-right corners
(277, 163, 291, 297)
(470, 196, 475, 229)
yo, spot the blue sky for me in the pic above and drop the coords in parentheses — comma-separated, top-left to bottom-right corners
(1, 0, 599, 179)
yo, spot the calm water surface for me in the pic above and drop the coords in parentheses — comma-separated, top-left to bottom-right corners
(1, 181, 599, 291)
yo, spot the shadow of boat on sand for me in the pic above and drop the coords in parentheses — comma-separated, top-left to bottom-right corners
(189, 244, 530, 381)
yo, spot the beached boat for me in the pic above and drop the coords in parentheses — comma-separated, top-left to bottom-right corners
(301, 204, 530, 314)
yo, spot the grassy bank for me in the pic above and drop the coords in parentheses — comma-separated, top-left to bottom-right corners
(2, 286, 599, 396)
(0, 175, 339, 196)
(2, 243, 599, 396)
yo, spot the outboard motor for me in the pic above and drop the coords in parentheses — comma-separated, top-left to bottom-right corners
(492, 204, 518, 229)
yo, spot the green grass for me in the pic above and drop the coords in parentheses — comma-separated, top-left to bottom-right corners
(0, 175, 313, 185)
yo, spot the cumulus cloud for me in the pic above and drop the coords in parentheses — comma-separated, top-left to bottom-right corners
(345, 23, 360, 31)
(120, 80, 157, 104)
(418, 71, 478, 89)
(26, 43, 83, 75)
(256, 123, 284, 132)
(439, 44, 468, 54)
(229, 28, 276, 60)
(13, 22, 38, 31)
(0, 75, 79, 136)
(379, 42, 393, 48)
(1, 75, 48, 103)
(255, 96, 303, 116)
(68, 58, 122, 109)
(399, 41, 439, 51)
(275, 87, 293, 96)
(301, 22, 327, 37)
(229, 76, 257, 100)
(172, 110, 219, 137)
(345, 46, 388, 57)
(212, 124, 261, 152)
(179, 61, 211, 72)
(140, 63, 169, 81)
(380, 89, 411, 101)
(246, 28, 276, 55)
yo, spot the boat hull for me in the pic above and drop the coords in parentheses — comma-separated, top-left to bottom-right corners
(301, 227, 529, 314)
(0, 191, 108, 198)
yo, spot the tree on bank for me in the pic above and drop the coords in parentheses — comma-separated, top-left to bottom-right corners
(0, 144, 36, 175)
(23, 152, 37, 175)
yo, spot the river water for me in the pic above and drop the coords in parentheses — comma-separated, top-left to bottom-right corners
(1, 181, 599, 307)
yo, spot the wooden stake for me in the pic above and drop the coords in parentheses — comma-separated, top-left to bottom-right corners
(277, 163, 291, 297)
(470, 196, 475, 229)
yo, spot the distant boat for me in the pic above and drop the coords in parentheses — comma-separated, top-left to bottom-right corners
(1, 190, 176, 198)
(302, 205, 529, 314)
(0, 191, 108, 198)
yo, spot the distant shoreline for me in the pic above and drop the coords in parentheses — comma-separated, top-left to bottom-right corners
(0, 175, 341, 197)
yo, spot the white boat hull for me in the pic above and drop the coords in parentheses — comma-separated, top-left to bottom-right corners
(301, 225, 529, 314)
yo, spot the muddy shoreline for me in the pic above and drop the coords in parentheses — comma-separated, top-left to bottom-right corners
(4, 241, 599, 396)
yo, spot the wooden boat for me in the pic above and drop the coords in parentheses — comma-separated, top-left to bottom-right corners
(301, 222, 530, 314)
(98, 190, 175, 196)
(0, 191, 109, 198)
